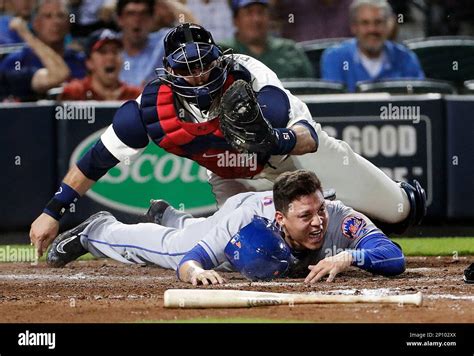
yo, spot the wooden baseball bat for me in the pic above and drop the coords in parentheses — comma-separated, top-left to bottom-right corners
(164, 289, 423, 308)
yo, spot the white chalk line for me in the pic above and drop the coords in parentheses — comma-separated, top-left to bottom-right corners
(405, 268, 435, 272)
(0, 273, 174, 282)
(1, 274, 473, 302)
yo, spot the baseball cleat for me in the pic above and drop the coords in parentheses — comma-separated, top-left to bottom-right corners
(145, 199, 171, 225)
(464, 263, 474, 284)
(47, 211, 112, 268)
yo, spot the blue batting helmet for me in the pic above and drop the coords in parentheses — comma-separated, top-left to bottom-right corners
(224, 216, 296, 281)
(160, 23, 230, 110)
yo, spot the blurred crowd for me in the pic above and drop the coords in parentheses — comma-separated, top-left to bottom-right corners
(0, 0, 473, 102)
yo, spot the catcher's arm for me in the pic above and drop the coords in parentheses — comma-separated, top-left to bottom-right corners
(31, 101, 148, 257)
(30, 166, 94, 257)
(289, 124, 317, 154)
(219, 80, 317, 156)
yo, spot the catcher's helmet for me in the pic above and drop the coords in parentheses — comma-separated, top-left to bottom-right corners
(160, 23, 230, 110)
(224, 216, 296, 281)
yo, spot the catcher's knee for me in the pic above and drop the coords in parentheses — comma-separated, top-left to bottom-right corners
(373, 180, 427, 235)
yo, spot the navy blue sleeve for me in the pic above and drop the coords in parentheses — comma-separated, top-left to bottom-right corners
(257, 85, 318, 150)
(257, 85, 291, 128)
(76, 139, 119, 181)
(76, 100, 148, 180)
(111, 100, 149, 149)
(177, 244, 215, 279)
(351, 233, 405, 276)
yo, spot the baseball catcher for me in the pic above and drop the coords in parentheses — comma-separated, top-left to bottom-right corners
(30, 23, 426, 258)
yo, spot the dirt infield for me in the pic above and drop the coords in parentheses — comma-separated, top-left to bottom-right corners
(0, 256, 472, 323)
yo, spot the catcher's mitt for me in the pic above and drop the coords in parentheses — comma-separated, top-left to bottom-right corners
(219, 80, 276, 154)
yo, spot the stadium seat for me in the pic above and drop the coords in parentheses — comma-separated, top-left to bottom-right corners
(298, 38, 350, 78)
(281, 79, 346, 94)
(356, 78, 456, 94)
(405, 36, 474, 88)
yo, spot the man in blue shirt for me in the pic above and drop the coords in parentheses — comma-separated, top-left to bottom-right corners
(321, 0, 424, 92)
(0, 0, 86, 101)
(116, 0, 169, 87)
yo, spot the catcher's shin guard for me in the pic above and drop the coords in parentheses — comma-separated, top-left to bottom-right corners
(373, 180, 427, 235)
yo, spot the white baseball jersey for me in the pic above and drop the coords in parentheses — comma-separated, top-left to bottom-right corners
(206, 57, 409, 221)
(83, 54, 410, 225)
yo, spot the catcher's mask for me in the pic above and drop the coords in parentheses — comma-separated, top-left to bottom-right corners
(158, 23, 230, 110)
(224, 216, 297, 281)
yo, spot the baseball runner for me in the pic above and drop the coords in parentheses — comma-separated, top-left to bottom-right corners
(30, 23, 426, 257)
(47, 170, 405, 285)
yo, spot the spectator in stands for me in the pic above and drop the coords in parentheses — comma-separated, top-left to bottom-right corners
(185, 0, 233, 42)
(0, 1, 86, 102)
(153, 0, 178, 30)
(321, 0, 424, 92)
(153, 0, 197, 31)
(0, 0, 36, 45)
(117, 0, 169, 86)
(61, 29, 142, 100)
(274, 0, 352, 42)
(425, 0, 474, 36)
(219, 0, 313, 79)
(68, 0, 119, 37)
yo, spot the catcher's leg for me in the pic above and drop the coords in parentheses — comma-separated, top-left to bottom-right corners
(208, 172, 273, 207)
(303, 126, 426, 232)
(145, 199, 204, 228)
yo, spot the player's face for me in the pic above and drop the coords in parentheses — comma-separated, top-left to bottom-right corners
(87, 42, 123, 87)
(171, 60, 217, 86)
(351, 5, 388, 57)
(277, 191, 329, 251)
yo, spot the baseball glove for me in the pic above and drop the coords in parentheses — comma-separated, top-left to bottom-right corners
(219, 80, 276, 154)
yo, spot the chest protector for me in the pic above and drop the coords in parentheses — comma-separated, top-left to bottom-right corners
(140, 72, 266, 179)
